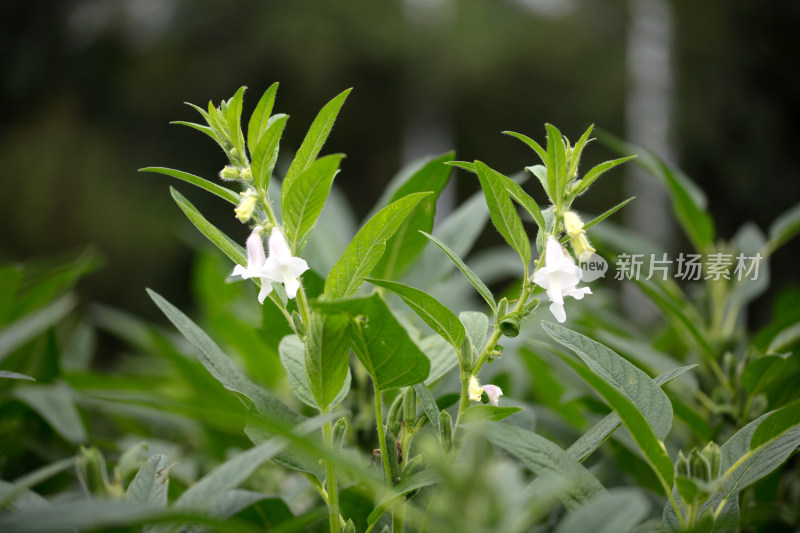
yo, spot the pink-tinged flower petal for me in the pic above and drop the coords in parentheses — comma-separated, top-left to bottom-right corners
(246, 228, 266, 268)
(482, 385, 504, 406)
(258, 279, 274, 304)
(268, 227, 292, 262)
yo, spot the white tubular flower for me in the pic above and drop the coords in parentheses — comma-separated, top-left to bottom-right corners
(261, 227, 309, 299)
(533, 235, 592, 323)
(468, 376, 504, 406)
(231, 227, 274, 304)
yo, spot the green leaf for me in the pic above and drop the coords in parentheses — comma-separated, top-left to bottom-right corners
(324, 192, 430, 298)
(545, 124, 566, 203)
(125, 454, 170, 508)
(485, 421, 606, 509)
(251, 114, 289, 195)
(566, 365, 697, 463)
(279, 335, 318, 408)
(146, 289, 320, 476)
(366, 278, 465, 353)
(500, 171, 546, 232)
(461, 405, 521, 423)
(140, 167, 240, 204)
(14, 382, 87, 444)
(304, 312, 352, 409)
(767, 201, 800, 254)
(412, 383, 440, 433)
(503, 131, 548, 166)
(599, 132, 714, 251)
(420, 231, 494, 312)
(372, 152, 454, 279)
(555, 488, 649, 533)
(367, 470, 439, 528)
(474, 161, 531, 266)
(0, 457, 74, 509)
(572, 156, 636, 196)
(419, 335, 458, 385)
(542, 322, 673, 438)
(0, 293, 75, 364)
(567, 124, 594, 182)
(224, 86, 247, 159)
(170, 187, 245, 266)
(171, 120, 218, 144)
(284, 88, 352, 188)
(542, 322, 675, 491)
(742, 356, 787, 395)
(0, 370, 35, 381)
(460, 311, 489, 353)
(717, 403, 800, 502)
(176, 414, 331, 511)
(282, 154, 343, 254)
(247, 82, 279, 153)
(582, 197, 635, 231)
(314, 294, 429, 390)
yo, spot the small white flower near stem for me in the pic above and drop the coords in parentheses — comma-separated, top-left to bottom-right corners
(260, 227, 309, 299)
(231, 226, 274, 304)
(468, 376, 504, 406)
(533, 235, 592, 323)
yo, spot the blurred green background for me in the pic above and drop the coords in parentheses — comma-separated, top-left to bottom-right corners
(1, 0, 797, 323)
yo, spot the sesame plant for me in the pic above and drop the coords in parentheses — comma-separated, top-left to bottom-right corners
(1, 84, 799, 533)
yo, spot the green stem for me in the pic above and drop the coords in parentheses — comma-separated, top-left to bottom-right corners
(374, 385, 393, 484)
(321, 412, 341, 533)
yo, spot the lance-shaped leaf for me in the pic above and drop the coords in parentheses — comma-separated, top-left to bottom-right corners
(582, 197, 635, 231)
(542, 322, 673, 439)
(372, 151, 454, 279)
(767, 201, 800, 254)
(284, 88, 352, 189)
(566, 124, 595, 183)
(247, 82, 278, 152)
(304, 312, 352, 410)
(366, 278, 464, 354)
(503, 131, 548, 166)
(251, 114, 288, 194)
(314, 294, 429, 390)
(716, 401, 800, 504)
(14, 383, 87, 445)
(147, 289, 320, 476)
(571, 156, 636, 196)
(0, 293, 75, 364)
(125, 454, 170, 508)
(367, 470, 440, 528)
(139, 167, 239, 204)
(474, 161, 531, 267)
(542, 322, 675, 492)
(282, 154, 343, 254)
(556, 488, 650, 533)
(485, 421, 606, 509)
(223, 86, 247, 160)
(324, 192, 430, 298)
(420, 231, 494, 312)
(545, 124, 567, 203)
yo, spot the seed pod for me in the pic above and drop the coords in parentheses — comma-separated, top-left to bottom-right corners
(384, 427, 400, 483)
(438, 411, 453, 452)
(387, 392, 404, 436)
(500, 314, 521, 338)
(343, 519, 356, 533)
(333, 417, 348, 449)
(404, 387, 417, 427)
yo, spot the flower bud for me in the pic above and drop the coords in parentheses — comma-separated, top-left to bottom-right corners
(219, 165, 240, 181)
(690, 448, 712, 482)
(701, 442, 721, 479)
(676, 450, 691, 478)
(563, 211, 595, 261)
(291, 311, 305, 337)
(496, 297, 509, 320)
(76, 446, 111, 497)
(402, 454, 425, 479)
(333, 417, 348, 449)
(343, 520, 356, 533)
(234, 189, 258, 223)
(240, 167, 253, 182)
